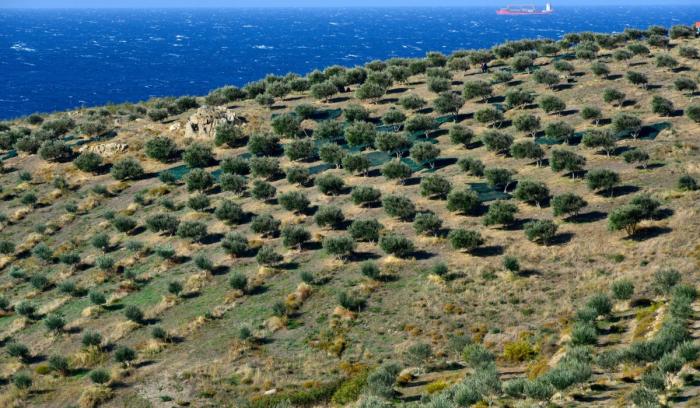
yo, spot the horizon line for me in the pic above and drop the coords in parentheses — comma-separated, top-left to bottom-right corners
(1, 4, 698, 10)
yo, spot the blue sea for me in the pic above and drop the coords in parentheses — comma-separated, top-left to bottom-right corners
(1, 6, 699, 119)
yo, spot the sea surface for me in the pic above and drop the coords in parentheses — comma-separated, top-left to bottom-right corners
(1, 6, 700, 119)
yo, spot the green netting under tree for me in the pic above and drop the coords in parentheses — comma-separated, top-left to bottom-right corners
(469, 182, 511, 202)
(615, 122, 671, 141)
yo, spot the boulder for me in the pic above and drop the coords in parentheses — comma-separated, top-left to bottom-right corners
(184, 106, 243, 139)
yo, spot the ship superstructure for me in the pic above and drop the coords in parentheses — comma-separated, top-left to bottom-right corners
(497, 2, 553, 15)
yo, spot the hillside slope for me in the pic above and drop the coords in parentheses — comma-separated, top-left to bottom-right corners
(0, 25, 699, 408)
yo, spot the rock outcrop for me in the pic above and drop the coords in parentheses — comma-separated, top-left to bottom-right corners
(79, 142, 128, 157)
(184, 106, 243, 139)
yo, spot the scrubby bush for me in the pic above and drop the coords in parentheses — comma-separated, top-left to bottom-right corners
(146, 213, 179, 235)
(249, 156, 281, 180)
(74, 151, 103, 173)
(124, 305, 144, 323)
(176, 221, 208, 242)
(677, 175, 698, 191)
(219, 232, 247, 258)
(281, 225, 310, 250)
(379, 234, 414, 258)
(524, 220, 558, 245)
(611, 279, 634, 301)
(256, 245, 283, 266)
(686, 104, 700, 123)
(449, 229, 484, 252)
(111, 157, 144, 180)
(228, 272, 248, 292)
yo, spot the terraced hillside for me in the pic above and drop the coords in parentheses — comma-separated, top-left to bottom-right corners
(0, 24, 699, 408)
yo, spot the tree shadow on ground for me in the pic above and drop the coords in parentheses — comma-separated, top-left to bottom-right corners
(628, 226, 672, 242)
(471, 245, 504, 257)
(566, 211, 606, 223)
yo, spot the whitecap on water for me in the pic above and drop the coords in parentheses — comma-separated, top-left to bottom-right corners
(252, 45, 274, 50)
(10, 42, 36, 52)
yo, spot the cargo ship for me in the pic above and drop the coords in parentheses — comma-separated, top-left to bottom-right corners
(497, 3, 554, 15)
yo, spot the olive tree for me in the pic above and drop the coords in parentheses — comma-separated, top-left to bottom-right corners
(622, 149, 650, 169)
(420, 174, 452, 199)
(612, 113, 642, 139)
(463, 80, 493, 102)
(510, 140, 545, 166)
(146, 136, 178, 162)
(513, 113, 541, 137)
(382, 195, 416, 221)
(582, 129, 616, 157)
(586, 169, 620, 196)
(410, 142, 440, 168)
(351, 185, 381, 207)
(449, 125, 474, 147)
(447, 188, 480, 215)
(381, 160, 412, 184)
(552, 193, 587, 218)
(550, 149, 586, 178)
(481, 131, 513, 155)
(513, 180, 549, 207)
(483, 200, 518, 227)
(538, 95, 566, 115)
